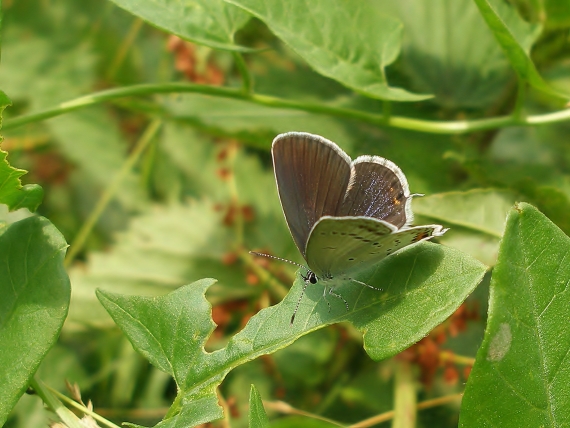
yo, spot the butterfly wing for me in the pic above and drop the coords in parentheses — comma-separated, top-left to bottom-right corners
(272, 132, 352, 257)
(339, 156, 413, 228)
(305, 216, 447, 278)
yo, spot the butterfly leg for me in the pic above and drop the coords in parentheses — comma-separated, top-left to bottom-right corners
(328, 288, 349, 312)
(322, 286, 332, 312)
(348, 277, 382, 291)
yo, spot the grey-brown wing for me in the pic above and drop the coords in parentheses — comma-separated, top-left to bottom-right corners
(272, 132, 352, 257)
(339, 156, 413, 228)
(305, 216, 447, 279)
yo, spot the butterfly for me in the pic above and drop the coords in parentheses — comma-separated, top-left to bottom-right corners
(253, 132, 447, 324)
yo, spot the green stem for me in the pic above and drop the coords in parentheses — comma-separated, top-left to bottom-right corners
(44, 383, 123, 428)
(107, 18, 144, 81)
(29, 377, 84, 428)
(233, 52, 253, 94)
(5, 83, 570, 135)
(392, 360, 417, 428)
(512, 79, 527, 120)
(64, 118, 162, 267)
(349, 393, 462, 428)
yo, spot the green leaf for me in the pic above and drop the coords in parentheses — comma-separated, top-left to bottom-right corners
(97, 241, 485, 426)
(383, 0, 515, 109)
(226, 0, 431, 101)
(0, 91, 44, 212)
(413, 189, 518, 266)
(460, 203, 570, 427)
(473, 0, 569, 99)
(249, 384, 270, 428)
(544, 0, 570, 28)
(108, 0, 252, 51)
(413, 189, 517, 238)
(349, 243, 486, 360)
(0, 216, 70, 426)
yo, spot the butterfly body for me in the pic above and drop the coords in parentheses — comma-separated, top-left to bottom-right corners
(267, 132, 447, 323)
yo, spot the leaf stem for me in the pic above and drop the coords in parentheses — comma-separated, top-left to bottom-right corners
(512, 79, 527, 121)
(239, 248, 290, 299)
(392, 359, 417, 428)
(262, 400, 346, 427)
(439, 350, 476, 366)
(43, 382, 123, 428)
(349, 392, 463, 428)
(107, 18, 144, 81)
(265, 392, 463, 428)
(64, 118, 162, 267)
(5, 83, 570, 135)
(29, 377, 85, 428)
(233, 52, 253, 94)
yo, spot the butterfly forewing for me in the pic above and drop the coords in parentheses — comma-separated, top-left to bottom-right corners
(272, 133, 352, 257)
(339, 156, 412, 228)
(305, 216, 446, 279)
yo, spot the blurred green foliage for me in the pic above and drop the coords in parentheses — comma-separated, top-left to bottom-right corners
(1, 0, 570, 427)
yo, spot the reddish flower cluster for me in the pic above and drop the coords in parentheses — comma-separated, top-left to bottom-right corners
(167, 36, 225, 85)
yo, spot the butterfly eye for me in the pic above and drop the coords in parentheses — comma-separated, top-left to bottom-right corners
(309, 272, 318, 284)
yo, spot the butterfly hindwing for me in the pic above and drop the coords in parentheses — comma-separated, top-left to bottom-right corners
(305, 216, 447, 279)
(338, 156, 413, 228)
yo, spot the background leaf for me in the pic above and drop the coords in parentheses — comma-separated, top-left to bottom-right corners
(227, 0, 431, 101)
(382, 0, 516, 109)
(460, 203, 570, 427)
(249, 384, 270, 428)
(108, 0, 252, 51)
(473, 0, 568, 99)
(0, 216, 70, 426)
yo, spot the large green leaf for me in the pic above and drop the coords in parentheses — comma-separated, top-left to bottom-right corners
(0, 216, 70, 426)
(226, 0, 431, 101)
(460, 203, 570, 427)
(473, 0, 569, 99)
(0, 91, 43, 212)
(108, 0, 252, 51)
(98, 241, 485, 427)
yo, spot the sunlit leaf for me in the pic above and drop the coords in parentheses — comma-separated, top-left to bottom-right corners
(98, 241, 485, 426)
(108, 0, 252, 51)
(226, 0, 431, 101)
(383, 0, 515, 108)
(0, 217, 70, 426)
(460, 203, 570, 427)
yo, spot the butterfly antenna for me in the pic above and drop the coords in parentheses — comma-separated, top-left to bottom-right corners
(290, 279, 310, 326)
(249, 251, 306, 269)
(250, 251, 312, 326)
